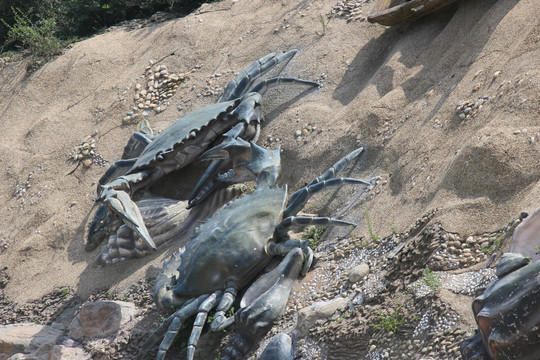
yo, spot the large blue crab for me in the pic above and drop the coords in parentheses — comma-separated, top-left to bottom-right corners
(460, 252, 540, 360)
(87, 50, 319, 251)
(137, 143, 374, 360)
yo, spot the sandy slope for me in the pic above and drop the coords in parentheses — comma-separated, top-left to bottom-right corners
(0, 0, 538, 324)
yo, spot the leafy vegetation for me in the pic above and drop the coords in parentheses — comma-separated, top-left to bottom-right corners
(0, 0, 213, 62)
(422, 266, 441, 290)
(365, 209, 380, 242)
(374, 309, 404, 332)
(480, 233, 505, 253)
(1, 7, 62, 60)
(302, 226, 326, 250)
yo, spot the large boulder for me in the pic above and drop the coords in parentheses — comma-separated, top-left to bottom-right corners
(0, 323, 62, 360)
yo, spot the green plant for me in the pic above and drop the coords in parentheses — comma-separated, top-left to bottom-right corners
(1, 7, 62, 59)
(422, 266, 441, 290)
(315, 14, 332, 37)
(347, 224, 355, 237)
(481, 233, 505, 253)
(365, 210, 379, 242)
(60, 288, 70, 296)
(357, 240, 368, 248)
(302, 226, 326, 250)
(374, 310, 403, 332)
(238, 183, 255, 195)
(389, 222, 398, 234)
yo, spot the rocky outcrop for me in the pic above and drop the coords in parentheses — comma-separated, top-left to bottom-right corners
(0, 323, 62, 360)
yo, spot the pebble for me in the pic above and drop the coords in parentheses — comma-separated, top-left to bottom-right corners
(132, 63, 187, 118)
(455, 96, 489, 121)
(331, 0, 367, 22)
(69, 136, 100, 167)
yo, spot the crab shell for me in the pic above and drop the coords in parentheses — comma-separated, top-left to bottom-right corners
(128, 97, 252, 175)
(470, 254, 540, 360)
(173, 184, 287, 298)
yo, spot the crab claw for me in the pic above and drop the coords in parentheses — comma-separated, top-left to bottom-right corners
(188, 138, 255, 209)
(259, 334, 293, 360)
(199, 136, 252, 163)
(100, 187, 157, 251)
(222, 248, 303, 360)
(247, 142, 281, 189)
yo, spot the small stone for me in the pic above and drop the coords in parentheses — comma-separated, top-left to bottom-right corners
(348, 263, 369, 283)
(296, 298, 349, 337)
(294, 130, 302, 137)
(82, 159, 92, 168)
(493, 70, 501, 79)
(466, 236, 476, 245)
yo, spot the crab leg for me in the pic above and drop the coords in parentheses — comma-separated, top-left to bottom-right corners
(274, 216, 355, 239)
(284, 177, 372, 218)
(288, 147, 365, 206)
(85, 204, 111, 251)
(137, 295, 208, 360)
(267, 239, 313, 275)
(307, 147, 365, 187)
(250, 77, 320, 96)
(210, 282, 240, 331)
(120, 131, 153, 159)
(95, 159, 137, 194)
(186, 291, 223, 360)
(220, 50, 298, 102)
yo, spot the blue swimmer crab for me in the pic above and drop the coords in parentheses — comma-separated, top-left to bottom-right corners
(460, 253, 540, 360)
(137, 143, 374, 360)
(86, 50, 319, 251)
